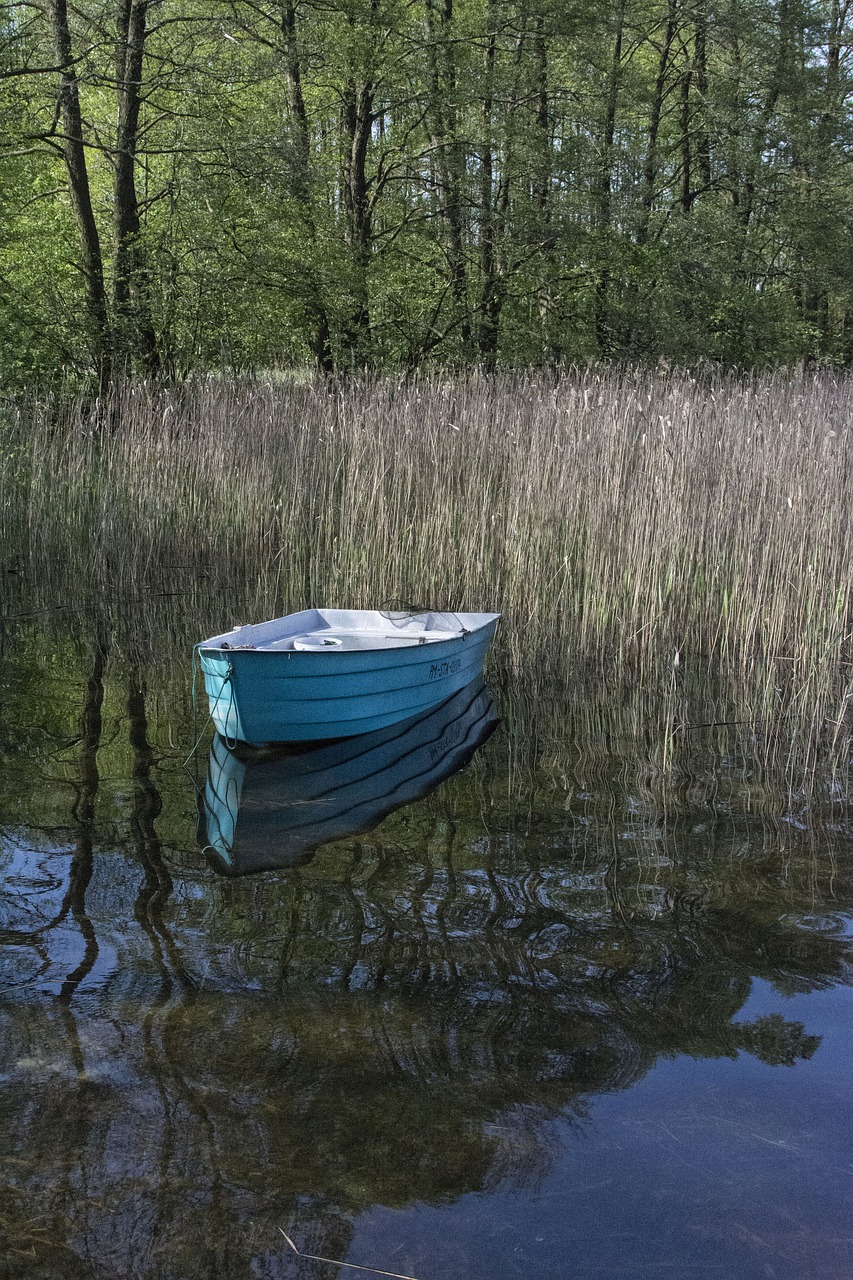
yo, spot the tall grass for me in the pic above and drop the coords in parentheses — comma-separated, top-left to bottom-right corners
(3, 367, 852, 773)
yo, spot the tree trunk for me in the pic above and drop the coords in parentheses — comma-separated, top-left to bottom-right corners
(637, 0, 677, 244)
(341, 72, 374, 361)
(424, 0, 471, 357)
(737, 0, 789, 234)
(114, 0, 159, 371)
(594, 0, 625, 354)
(693, 0, 711, 196)
(48, 0, 111, 377)
(477, 0, 500, 364)
(679, 56, 693, 213)
(532, 14, 556, 357)
(281, 0, 333, 370)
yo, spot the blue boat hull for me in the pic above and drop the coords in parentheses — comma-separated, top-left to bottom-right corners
(198, 611, 499, 745)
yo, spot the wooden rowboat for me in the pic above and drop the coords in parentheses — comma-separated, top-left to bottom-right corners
(198, 678, 499, 874)
(197, 608, 500, 746)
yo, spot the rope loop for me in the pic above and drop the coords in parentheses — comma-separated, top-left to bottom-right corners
(183, 649, 236, 766)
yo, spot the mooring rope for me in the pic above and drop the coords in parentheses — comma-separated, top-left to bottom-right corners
(183, 647, 236, 766)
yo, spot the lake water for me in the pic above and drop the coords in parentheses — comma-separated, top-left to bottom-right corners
(1, 584, 851, 1280)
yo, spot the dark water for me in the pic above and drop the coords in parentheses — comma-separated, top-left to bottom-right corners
(1, 590, 851, 1280)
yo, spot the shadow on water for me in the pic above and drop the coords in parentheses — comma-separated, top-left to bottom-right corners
(0, 587, 851, 1279)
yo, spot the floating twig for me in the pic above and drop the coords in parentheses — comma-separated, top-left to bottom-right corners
(278, 1229, 421, 1280)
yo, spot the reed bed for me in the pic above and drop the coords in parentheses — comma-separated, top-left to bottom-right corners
(2, 367, 852, 775)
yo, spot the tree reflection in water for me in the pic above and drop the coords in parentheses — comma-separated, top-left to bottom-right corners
(0, 607, 850, 1280)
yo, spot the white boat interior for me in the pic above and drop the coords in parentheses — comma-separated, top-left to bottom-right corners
(204, 609, 490, 653)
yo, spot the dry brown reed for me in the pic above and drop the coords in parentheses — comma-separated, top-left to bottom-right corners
(3, 366, 852, 776)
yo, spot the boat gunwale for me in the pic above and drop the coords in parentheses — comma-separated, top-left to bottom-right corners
(199, 634, 494, 681)
(198, 609, 501, 657)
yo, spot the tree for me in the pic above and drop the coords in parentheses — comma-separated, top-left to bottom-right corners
(0, 0, 851, 379)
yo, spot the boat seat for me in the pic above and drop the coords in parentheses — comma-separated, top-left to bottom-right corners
(278, 629, 459, 652)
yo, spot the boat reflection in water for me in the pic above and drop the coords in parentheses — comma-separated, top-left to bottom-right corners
(199, 678, 499, 875)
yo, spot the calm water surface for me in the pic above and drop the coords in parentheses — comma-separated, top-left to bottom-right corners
(1, 587, 851, 1280)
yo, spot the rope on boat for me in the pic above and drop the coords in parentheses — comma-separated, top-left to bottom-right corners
(183, 647, 236, 766)
(379, 601, 470, 636)
(182, 649, 240, 868)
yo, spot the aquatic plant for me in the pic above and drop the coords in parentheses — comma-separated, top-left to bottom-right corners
(2, 367, 851, 778)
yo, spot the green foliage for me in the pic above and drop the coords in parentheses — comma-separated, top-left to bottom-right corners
(0, 0, 851, 380)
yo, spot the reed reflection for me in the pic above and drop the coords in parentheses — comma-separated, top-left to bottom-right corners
(1, 607, 851, 1280)
(198, 678, 500, 874)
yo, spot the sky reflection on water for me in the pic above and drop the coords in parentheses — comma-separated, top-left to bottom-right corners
(0, 594, 851, 1280)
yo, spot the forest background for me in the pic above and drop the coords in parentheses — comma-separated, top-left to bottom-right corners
(1, 0, 851, 383)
